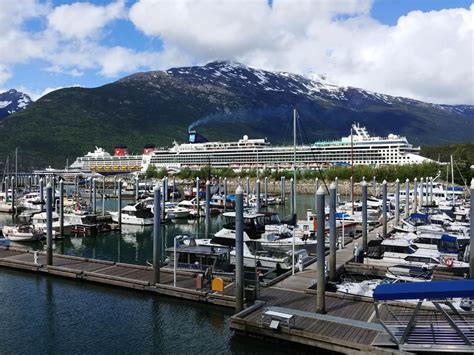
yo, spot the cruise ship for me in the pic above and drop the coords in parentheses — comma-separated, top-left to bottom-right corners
(70, 123, 432, 173)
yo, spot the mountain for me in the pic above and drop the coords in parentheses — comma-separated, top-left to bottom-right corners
(1, 61, 474, 170)
(0, 89, 32, 119)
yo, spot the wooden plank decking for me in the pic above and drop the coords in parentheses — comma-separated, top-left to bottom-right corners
(0, 246, 235, 307)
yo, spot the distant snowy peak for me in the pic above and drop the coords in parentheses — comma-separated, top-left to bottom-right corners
(0, 89, 33, 119)
(164, 60, 474, 113)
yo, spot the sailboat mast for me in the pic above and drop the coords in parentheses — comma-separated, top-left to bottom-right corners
(293, 109, 297, 213)
(450, 155, 455, 205)
(350, 126, 354, 214)
(15, 147, 18, 191)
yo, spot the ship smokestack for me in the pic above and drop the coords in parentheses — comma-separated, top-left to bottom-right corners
(188, 130, 209, 144)
(143, 144, 156, 155)
(114, 144, 128, 156)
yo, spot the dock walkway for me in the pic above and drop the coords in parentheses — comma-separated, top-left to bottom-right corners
(0, 247, 235, 307)
(230, 222, 404, 353)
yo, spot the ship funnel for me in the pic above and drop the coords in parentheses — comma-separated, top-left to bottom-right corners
(114, 144, 128, 156)
(143, 144, 156, 155)
(188, 130, 209, 144)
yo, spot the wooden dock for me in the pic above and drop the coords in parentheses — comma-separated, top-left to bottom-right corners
(0, 246, 236, 308)
(230, 222, 407, 353)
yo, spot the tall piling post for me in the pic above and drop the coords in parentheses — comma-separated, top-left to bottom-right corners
(135, 177, 139, 201)
(92, 178, 97, 214)
(373, 176, 377, 196)
(223, 177, 227, 212)
(329, 182, 337, 282)
(59, 179, 64, 236)
(429, 177, 433, 205)
(10, 177, 15, 215)
(469, 178, 474, 278)
(382, 180, 388, 238)
(196, 177, 200, 217)
(361, 180, 368, 252)
(113, 176, 117, 196)
(46, 183, 53, 265)
(281, 176, 285, 205)
(264, 176, 268, 206)
(256, 179, 261, 211)
(420, 177, 424, 209)
(52, 176, 56, 212)
(349, 176, 353, 206)
(205, 181, 211, 238)
(153, 186, 161, 284)
(88, 178, 92, 208)
(246, 176, 250, 208)
(413, 178, 418, 212)
(235, 186, 244, 312)
(162, 178, 166, 221)
(314, 178, 319, 214)
(316, 185, 326, 314)
(335, 177, 339, 205)
(290, 178, 295, 216)
(164, 177, 168, 202)
(405, 178, 410, 218)
(395, 179, 400, 226)
(39, 178, 44, 211)
(117, 180, 122, 229)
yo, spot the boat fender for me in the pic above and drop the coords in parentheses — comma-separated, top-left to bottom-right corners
(444, 258, 454, 267)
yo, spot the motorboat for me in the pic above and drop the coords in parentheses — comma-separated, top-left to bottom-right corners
(31, 211, 73, 235)
(17, 192, 43, 211)
(2, 225, 43, 242)
(364, 238, 469, 272)
(110, 201, 154, 225)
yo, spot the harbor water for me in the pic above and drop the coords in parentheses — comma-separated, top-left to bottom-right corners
(0, 192, 323, 354)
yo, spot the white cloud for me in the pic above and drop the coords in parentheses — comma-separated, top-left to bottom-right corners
(130, 0, 473, 104)
(48, 0, 126, 39)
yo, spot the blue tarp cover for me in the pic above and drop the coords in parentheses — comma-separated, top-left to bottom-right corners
(410, 212, 428, 220)
(441, 234, 457, 243)
(373, 280, 474, 301)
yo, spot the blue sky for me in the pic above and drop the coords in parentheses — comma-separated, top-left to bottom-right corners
(1, 0, 472, 104)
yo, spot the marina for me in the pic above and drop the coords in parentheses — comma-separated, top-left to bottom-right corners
(0, 168, 472, 353)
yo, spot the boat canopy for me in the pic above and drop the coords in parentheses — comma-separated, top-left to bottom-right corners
(373, 280, 474, 301)
(409, 212, 429, 221)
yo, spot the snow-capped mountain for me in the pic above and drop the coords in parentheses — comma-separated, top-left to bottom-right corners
(2, 60, 473, 169)
(0, 89, 32, 119)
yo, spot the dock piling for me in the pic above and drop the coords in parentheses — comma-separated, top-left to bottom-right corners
(329, 182, 337, 281)
(264, 176, 268, 206)
(469, 178, 474, 278)
(223, 177, 227, 212)
(118, 180, 122, 229)
(59, 179, 64, 236)
(429, 177, 433, 205)
(373, 176, 376, 196)
(290, 178, 294, 216)
(316, 185, 326, 314)
(162, 179, 166, 221)
(235, 186, 244, 312)
(361, 180, 368, 252)
(10, 177, 15, 215)
(153, 186, 161, 284)
(281, 176, 285, 205)
(40, 178, 44, 211)
(382, 180, 387, 238)
(46, 183, 53, 265)
(92, 178, 97, 214)
(246, 177, 250, 208)
(256, 179, 261, 211)
(314, 178, 319, 214)
(196, 177, 200, 217)
(405, 178, 410, 218)
(413, 178, 418, 212)
(205, 181, 210, 238)
(135, 177, 139, 201)
(395, 179, 400, 226)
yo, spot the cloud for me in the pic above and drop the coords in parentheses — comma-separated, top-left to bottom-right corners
(130, 0, 473, 104)
(48, 0, 126, 39)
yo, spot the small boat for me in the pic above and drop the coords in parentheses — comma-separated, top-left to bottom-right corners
(2, 225, 43, 242)
(110, 201, 154, 225)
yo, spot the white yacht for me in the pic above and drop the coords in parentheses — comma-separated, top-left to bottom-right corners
(2, 225, 43, 242)
(364, 239, 469, 271)
(110, 201, 154, 225)
(17, 192, 43, 211)
(31, 211, 72, 235)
